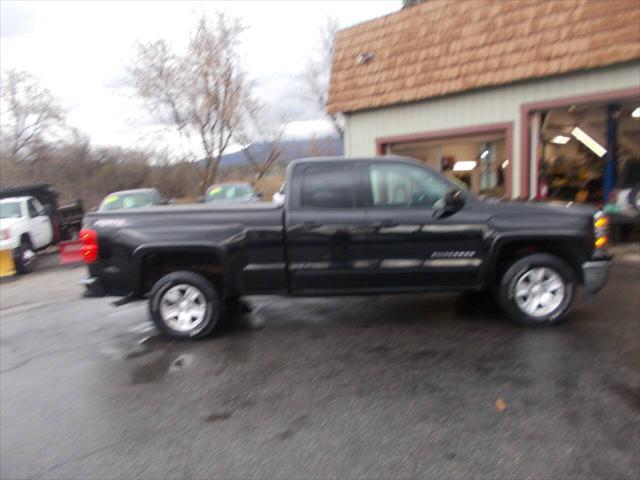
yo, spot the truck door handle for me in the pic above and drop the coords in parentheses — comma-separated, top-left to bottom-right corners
(372, 219, 398, 228)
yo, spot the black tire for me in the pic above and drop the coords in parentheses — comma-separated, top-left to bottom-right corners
(497, 253, 576, 326)
(148, 271, 220, 340)
(13, 238, 36, 274)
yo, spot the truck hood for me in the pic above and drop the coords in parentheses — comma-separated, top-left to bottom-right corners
(476, 197, 598, 217)
(474, 197, 597, 232)
(0, 217, 24, 230)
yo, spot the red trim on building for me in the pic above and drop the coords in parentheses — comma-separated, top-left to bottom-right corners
(376, 122, 514, 198)
(520, 86, 640, 199)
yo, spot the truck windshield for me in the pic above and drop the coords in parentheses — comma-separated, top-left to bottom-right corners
(0, 202, 22, 219)
(205, 184, 253, 202)
(99, 192, 154, 211)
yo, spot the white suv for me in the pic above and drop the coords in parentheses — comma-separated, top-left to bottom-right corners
(0, 196, 54, 273)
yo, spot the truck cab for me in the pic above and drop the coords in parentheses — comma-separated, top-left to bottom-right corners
(283, 158, 485, 293)
(0, 196, 54, 273)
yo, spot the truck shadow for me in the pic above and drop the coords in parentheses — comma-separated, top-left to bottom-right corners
(232, 291, 508, 332)
(453, 290, 503, 320)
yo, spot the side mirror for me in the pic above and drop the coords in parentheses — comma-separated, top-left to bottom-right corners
(434, 189, 465, 218)
(42, 205, 53, 216)
(272, 192, 285, 208)
(445, 189, 465, 209)
(255, 192, 263, 199)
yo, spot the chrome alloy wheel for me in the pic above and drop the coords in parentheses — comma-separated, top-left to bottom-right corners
(22, 247, 35, 267)
(159, 284, 207, 332)
(513, 267, 565, 318)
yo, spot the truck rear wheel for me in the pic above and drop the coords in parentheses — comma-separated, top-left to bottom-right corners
(497, 253, 576, 326)
(148, 271, 220, 339)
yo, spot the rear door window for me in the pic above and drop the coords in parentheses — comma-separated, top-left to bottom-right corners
(300, 164, 356, 209)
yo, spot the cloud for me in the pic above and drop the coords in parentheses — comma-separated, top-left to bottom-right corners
(283, 118, 335, 139)
(0, 0, 401, 152)
(0, 2, 35, 37)
(253, 73, 323, 123)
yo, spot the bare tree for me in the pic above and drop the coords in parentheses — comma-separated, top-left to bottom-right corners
(234, 105, 286, 186)
(0, 70, 66, 162)
(128, 13, 252, 193)
(301, 17, 343, 138)
(402, 0, 426, 8)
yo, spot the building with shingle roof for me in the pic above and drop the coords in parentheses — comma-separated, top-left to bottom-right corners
(328, 0, 640, 200)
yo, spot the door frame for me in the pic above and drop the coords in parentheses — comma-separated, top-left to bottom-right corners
(519, 86, 640, 199)
(285, 160, 371, 293)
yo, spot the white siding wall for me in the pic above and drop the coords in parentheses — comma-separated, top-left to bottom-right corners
(344, 62, 640, 198)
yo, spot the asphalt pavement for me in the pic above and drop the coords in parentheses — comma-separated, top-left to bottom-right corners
(1, 252, 639, 479)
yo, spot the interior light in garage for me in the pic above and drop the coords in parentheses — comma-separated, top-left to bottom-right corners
(501, 159, 509, 169)
(570, 126, 607, 158)
(480, 149, 490, 159)
(551, 135, 571, 145)
(632, 107, 640, 118)
(453, 160, 477, 171)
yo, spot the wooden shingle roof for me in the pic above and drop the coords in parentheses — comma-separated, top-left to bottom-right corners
(327, 0, 640, 113)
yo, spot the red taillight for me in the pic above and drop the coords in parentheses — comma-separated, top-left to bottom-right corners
(79, 229, 98, 263)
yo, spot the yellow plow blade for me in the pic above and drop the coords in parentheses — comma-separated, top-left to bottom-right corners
(0, 249, 16, 277)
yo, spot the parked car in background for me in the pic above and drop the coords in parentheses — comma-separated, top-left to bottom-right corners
(0, 184, 83, 242)
(204, 183, 261, 204)
(604, 159, 640, 240)
(98, 188, 167, 212)
(0, 196, 54, 273)
(80, 156, 611, 340)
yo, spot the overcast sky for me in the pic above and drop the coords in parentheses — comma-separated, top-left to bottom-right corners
(1, 1, 400, 156)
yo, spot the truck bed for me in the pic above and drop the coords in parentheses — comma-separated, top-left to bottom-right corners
(83, 203, 286, 297)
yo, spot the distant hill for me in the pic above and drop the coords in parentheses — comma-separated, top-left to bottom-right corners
(218, 135, 343, 168)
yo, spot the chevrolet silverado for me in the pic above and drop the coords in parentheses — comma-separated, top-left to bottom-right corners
(80, 157, 611, 339)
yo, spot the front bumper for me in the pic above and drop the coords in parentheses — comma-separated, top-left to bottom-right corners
(582, 260, 611, 295)
(0, 238, 19, 251)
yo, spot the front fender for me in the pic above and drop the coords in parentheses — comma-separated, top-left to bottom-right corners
(480, 230, 588, 287)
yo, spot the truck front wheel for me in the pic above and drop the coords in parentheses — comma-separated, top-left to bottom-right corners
(148, 271, 220, 339)
(497, 253, 576, 326)
(14, 239, 36, 274)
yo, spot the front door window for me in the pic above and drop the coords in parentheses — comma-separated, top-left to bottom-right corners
(368, 163, 448, 208)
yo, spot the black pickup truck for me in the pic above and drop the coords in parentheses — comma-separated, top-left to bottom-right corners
(80, 156, 611, 339)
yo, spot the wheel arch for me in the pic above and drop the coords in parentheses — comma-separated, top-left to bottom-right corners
(19, 232, 33, 246)
(482, 233, 587, 288)
(132, 244, 239, 299)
